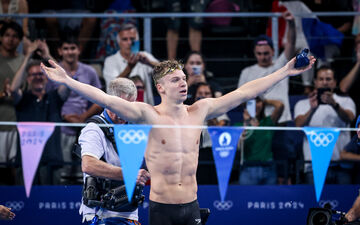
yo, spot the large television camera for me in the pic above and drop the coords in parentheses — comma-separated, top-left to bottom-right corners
(307, 204, 360, 225)
(83, 176, 145, 212)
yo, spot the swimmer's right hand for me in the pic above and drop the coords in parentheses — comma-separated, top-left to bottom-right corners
(41, 60, 69, 84)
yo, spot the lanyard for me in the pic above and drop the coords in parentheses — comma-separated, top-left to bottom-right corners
(103, 110, 114, 124)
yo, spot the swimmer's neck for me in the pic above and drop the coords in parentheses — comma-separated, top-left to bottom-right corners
(156, 101, 188, 117)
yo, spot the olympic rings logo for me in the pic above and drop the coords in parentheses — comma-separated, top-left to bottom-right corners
(5, 201, 24, 211)
(213, 200, 233, 211)
(319, 200, 339, 209)
(307, 131, 334, 147)
(117, 129, 147, 144)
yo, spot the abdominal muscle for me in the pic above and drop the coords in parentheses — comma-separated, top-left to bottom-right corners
(145, 128, 200, 204)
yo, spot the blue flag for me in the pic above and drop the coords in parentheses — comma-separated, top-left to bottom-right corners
(302, 18, 344, 59)
(209, 127, 243, 202)
(114, 125, 152, 201)
(303, 127, 340, 202)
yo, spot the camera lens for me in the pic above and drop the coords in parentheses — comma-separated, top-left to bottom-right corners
(312, 211, 330, 225)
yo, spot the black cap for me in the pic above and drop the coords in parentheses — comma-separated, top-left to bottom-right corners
(253, 35, 274, 49)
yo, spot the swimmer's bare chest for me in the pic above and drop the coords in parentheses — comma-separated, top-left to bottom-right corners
(145, 114, 203, 184)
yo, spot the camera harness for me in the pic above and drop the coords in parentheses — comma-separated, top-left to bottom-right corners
(80, 111, 145, 224)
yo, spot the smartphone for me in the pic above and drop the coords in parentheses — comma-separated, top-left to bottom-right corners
(131, 40, 140, 54)
(246, 99, 256, 118)
(137, 89, 144, 102)
(317, 88, 331, 104)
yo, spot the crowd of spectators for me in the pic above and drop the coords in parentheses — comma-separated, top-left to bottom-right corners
(0, 0, 360, 186)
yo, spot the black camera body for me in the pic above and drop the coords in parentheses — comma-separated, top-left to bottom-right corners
(82, 176, 145, 212)
(307, 207, 344, 225)
(307, 206, 360, 225)
(317, 88, 331, 104)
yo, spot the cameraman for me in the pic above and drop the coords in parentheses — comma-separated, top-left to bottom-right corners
(78, 77, 150, 224)
(295, 65, 356, 184)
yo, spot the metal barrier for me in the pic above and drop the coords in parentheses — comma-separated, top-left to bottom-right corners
(0, 121, 358, 185)
(1, 11, 359, 57)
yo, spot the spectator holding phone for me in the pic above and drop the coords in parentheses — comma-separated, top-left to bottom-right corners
(238, 97, 284, 185)
(294, 65, 356, 184)
(103, 23, 158, 105)
(183, 51, 222, 104)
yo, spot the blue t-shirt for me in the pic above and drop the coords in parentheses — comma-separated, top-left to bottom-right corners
(344, 135, 360, 154)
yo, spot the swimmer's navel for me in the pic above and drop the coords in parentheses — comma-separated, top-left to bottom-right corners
(161, 139, 166, 144)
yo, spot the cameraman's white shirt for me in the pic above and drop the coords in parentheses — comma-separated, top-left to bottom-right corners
(78, 122, 138, 222)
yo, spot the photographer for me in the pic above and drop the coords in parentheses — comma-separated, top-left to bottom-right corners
(294, 66, 356, 184)
(78, 77, 150, 224)
(10, 40, 69, 185)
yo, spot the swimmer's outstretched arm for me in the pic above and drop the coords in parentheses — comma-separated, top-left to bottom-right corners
(203, 56, 316, 119)
(41, 60, 147, 123)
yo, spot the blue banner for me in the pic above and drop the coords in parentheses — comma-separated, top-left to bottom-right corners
(114, 125, 152, 201)
(208, 127, 244, 202)
(303, 127, 340, 202)
(0, 185, 358, 225)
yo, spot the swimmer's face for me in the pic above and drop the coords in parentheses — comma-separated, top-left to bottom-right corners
(157, 69, 187, 103)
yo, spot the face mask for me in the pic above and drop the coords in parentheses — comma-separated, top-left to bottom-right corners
(191, 65, 202, 75)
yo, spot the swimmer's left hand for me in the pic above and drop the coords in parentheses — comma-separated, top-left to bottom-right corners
(286, 56, 316, 76)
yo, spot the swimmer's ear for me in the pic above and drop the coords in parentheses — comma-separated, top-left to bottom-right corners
(156, 83, 164, 94)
